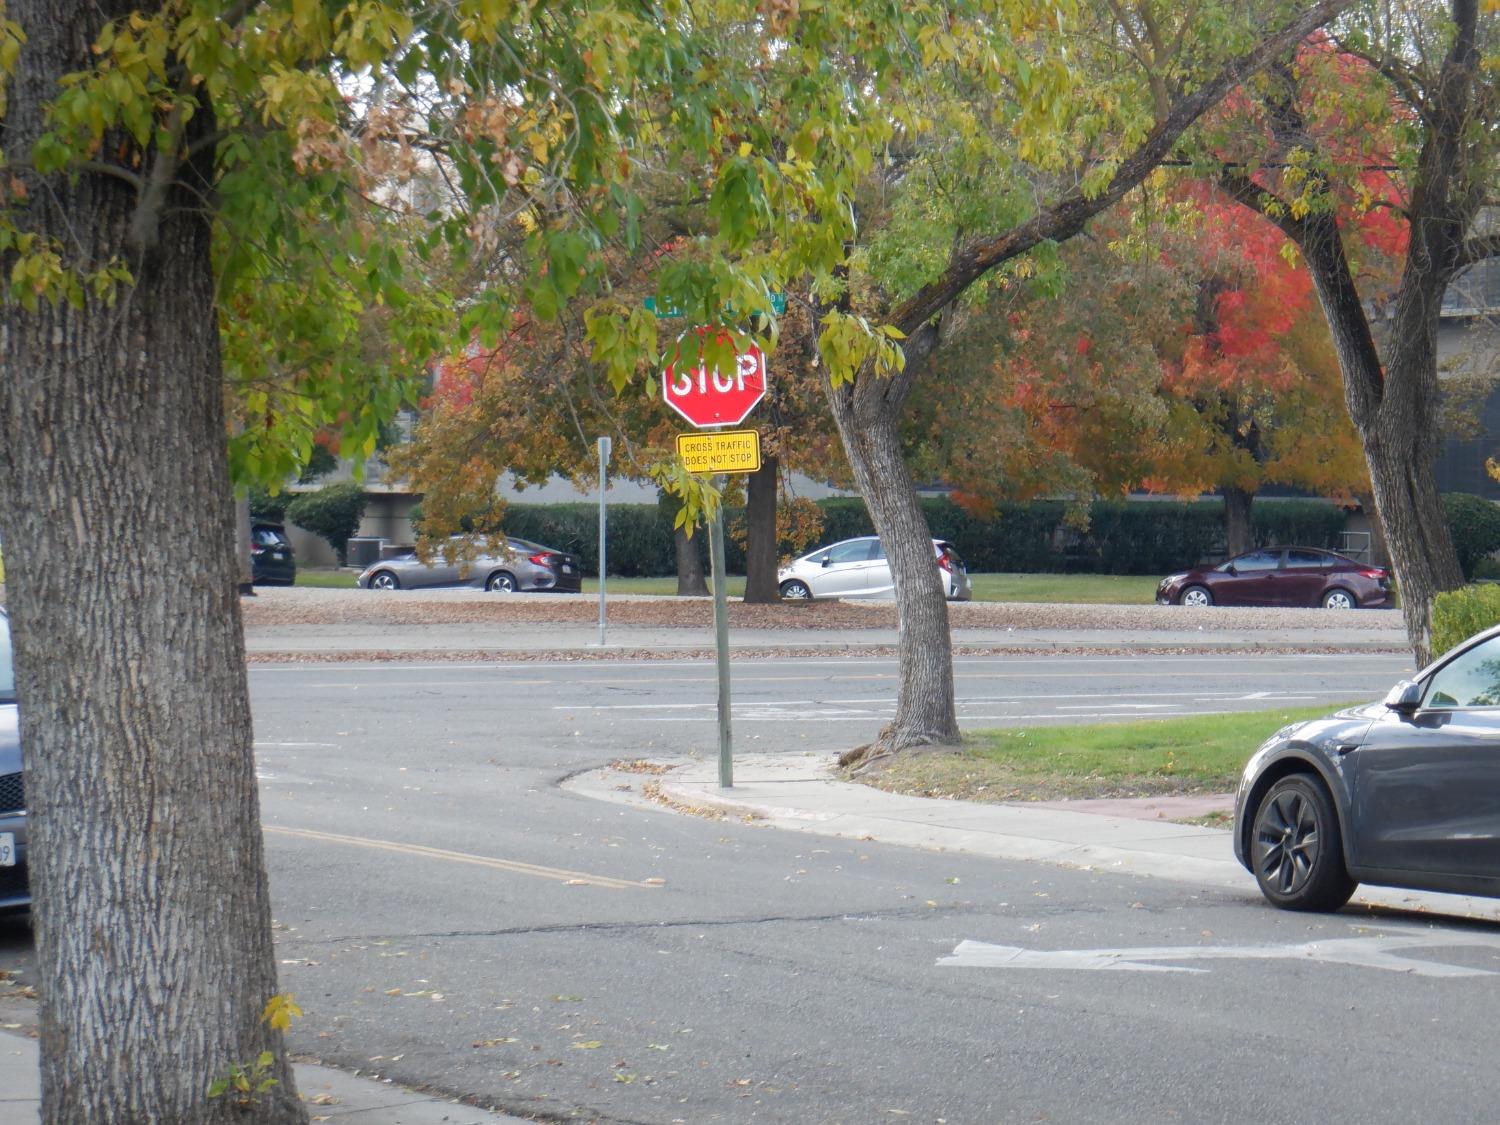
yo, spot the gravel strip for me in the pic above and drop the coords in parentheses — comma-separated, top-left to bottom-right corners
(242, 585, 1403, 632)
(244, 642, 1407, 665)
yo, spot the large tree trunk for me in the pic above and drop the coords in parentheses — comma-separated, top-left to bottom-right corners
(828, 330, 958, 769)
(1222, 487, 1255, 556)
(0, 1, 304, 1120)
(674, 524, 710, 596)
(1300, 229, 1463, 665)
(1360, 351, 1464, 665)
(742, 456, 780, 603)
(237, 494, 256, 596)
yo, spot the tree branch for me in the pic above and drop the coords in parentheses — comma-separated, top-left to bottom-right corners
(1215, 169, 1300, 240)
(1455, 233, 1500, 271)
(127, 97, 189, 253)
(79, 160, 144, 191)
(887, 0, 1354, 338)
(1327, 36, 1431, 125)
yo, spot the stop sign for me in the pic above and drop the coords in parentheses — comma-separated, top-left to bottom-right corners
(663, 330, 767, 428)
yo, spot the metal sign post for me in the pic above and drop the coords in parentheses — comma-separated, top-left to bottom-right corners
(708, 474, 733, 788)
(597, 436, 611, 647)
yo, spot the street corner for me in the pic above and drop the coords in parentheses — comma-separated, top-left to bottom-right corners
(562, 750, 843, 826)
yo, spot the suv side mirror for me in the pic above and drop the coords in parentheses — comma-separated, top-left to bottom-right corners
(1383, 680, 1423, 713)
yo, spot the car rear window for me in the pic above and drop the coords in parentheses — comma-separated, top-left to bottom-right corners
(1286, 550, 1329, 569)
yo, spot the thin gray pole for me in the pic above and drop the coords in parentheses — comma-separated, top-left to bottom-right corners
(597, 436, 611, 646)
(709, 482, 733, 788)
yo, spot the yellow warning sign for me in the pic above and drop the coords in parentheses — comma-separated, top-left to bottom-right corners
(676, 429, 762, 475)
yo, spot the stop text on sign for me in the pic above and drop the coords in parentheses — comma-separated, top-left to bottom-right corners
(668, 351, 761, 397)
(676, 429, 762, 475)
(662, 328, 767, 428)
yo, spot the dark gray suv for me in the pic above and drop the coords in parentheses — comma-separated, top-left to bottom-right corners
(0, 609, 28, 913)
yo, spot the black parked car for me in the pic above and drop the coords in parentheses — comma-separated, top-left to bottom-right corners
(1234, 622, 1500, 912)
(0, 609, 29, 913)
(251, 522, 296, 586)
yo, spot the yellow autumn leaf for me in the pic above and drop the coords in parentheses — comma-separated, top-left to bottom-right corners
(260, 992, 304, 1032)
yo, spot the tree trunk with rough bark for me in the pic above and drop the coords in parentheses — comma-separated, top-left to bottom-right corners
(829, 330, 958, 770)
(1299, 231, 1462, 666)
(674, 524, 710, 596)
(1222, 487, 1256, 556)
(0, 0, 305, 1120)
(237, 494, 256, 596)
(742, 456, 780, 603)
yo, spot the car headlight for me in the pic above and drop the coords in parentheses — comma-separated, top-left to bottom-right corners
(1162, 573, 1188, 585)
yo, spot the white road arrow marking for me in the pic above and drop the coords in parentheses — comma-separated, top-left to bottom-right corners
(938, 930, 1500, 978)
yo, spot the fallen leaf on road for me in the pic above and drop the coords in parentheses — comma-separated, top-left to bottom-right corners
(571, 1041, 604, 1050)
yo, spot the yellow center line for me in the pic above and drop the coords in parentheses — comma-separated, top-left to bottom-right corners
(265, 826, 656, 891)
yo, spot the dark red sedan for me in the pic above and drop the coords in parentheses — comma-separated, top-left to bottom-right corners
(1157, 547, 1392, 609)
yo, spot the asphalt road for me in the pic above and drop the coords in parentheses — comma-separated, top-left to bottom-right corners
(245, 650, 1419, 756)
(14, 648, 1500, 1125)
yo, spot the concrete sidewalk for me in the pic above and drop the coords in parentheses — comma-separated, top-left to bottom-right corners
(566, 751, 1500, 925)
(0, 1022, 532, 1124)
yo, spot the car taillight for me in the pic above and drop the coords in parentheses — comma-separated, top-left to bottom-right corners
(529, 552, 556, 566)
(1359, 569, 1386, 580)
(937, 553, 952, 572)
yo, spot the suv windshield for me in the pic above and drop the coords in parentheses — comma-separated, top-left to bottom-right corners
(0, 613, 14, 706)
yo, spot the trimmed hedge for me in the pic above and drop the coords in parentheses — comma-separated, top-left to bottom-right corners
(286, 482, 367, 565)
(1251, 500, 1348, 551)
(480, 495, 1348, 577)
(498, 502, 676, 578)
(1441, 493, 1500, 580)
(1431, 584, 1500, 661)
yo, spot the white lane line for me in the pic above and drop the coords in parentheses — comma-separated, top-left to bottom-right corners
(559, 690, 1347, 712)
(254, 741, 338, 748)
(638, 711, 1217, 723)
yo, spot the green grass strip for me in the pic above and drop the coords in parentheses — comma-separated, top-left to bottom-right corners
(863, 704, 1362, 802)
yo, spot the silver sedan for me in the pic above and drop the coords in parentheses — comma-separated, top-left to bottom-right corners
(357, 537, 583, 593)
(777, 536, 971, 601)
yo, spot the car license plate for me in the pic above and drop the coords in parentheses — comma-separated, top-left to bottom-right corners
(561, 563, 574, 574)
(0, 833, 14, 867)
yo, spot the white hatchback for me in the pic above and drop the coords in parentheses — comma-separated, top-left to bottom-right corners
(777, 536, 971, 601)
